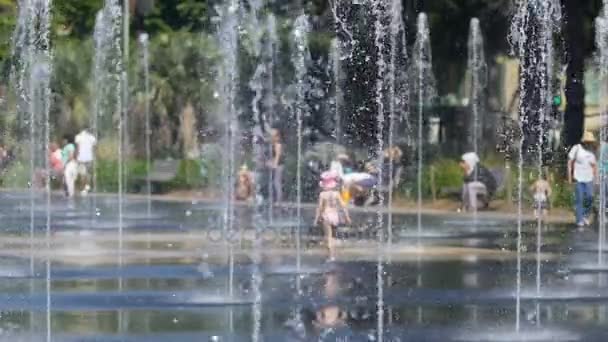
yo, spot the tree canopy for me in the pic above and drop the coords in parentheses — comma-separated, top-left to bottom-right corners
(0, 0, 606, 155)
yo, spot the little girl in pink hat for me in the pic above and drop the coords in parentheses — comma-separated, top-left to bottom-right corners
(314, 171, 351, 260)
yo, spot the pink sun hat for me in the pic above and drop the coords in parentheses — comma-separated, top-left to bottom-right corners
(319, 170, 339, 190)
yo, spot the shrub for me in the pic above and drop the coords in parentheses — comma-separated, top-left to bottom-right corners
(425, 159, 463, 198)
(0, 160, 31, 188)
(550, 178, 574, 209)
(396, 158, 463, 200)
(171, 159, 205, 189)
(95, 159, 148, 193)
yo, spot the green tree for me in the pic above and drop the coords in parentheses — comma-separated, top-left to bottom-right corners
(0, 0, 16, 71)
(52, 0, 102, 38)
(142, 0, 215, 34)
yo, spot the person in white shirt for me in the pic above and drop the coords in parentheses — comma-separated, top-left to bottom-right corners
(568, 131, 598, 227)
(74, 128, 97, 195)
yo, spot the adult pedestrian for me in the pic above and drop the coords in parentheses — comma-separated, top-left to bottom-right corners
(75, 128, 97, 195)
(568, 131, 598, 227)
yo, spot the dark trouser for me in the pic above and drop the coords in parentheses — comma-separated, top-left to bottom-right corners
(271, 165, 284, 202)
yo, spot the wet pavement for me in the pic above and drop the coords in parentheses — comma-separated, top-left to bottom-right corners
(0, 191, 607, 341)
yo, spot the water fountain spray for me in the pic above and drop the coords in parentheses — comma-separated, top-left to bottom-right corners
(92, 10, 107, 216)
(371, 0, 387, 339)
(11, 0, 52, 339)
(467, 18, 487, 158)
(264, 14, 278, 128)
(330, 0, 356, 145)
(596, 0, 608, 268)
(329, 0, 355, 60)
(215, 0, 240, 337)
(292, 13, 310, 271)
(467, 18, 487, 227)
(264, 14, 279, 223)
(139, 33, 152, 217)
(510, 0, 562, 332)
(411, 11, 436, 326)
(387, 0, 406, 256)
(245, 0, 265, 340)
(411, 13, 436, 246)
(331, 39, 343, 143)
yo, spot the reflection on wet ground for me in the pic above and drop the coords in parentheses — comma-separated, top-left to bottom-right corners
(0, 191, 607, 341)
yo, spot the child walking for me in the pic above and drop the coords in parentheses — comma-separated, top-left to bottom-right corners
(314, 171, 351, 260)
(235, 164, 255, 202)
(530, 174, 552, 221)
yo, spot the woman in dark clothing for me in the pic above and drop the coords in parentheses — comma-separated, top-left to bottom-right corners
(460, 152, 497, 211)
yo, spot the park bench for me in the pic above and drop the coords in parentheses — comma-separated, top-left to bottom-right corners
(132, 159, 180, 194)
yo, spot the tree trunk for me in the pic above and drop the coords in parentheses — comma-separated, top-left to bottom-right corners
(563, 0, 585, 147)
(179, 101, 200, 159)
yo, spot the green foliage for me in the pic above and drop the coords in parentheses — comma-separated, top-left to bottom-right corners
(551, 180, 574, 209)
(426, 159, 463, 197)
(144, 0, 214, 34)
(95, 158, 211, 193)
(95, 159, 147, 193)
(0, 0, 15, 68)
(52, 0, 102, 38)
(171, 159, 205, 189)
(140, 31, 218, 156)
(0, 160, 30, 188)
(396, 158, 463, 200)
(307, 31, 333, 57)
(198, 155, 221, 190)
(50, 38, 94, 136)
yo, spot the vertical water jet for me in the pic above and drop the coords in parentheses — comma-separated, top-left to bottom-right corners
(596, 0, 608, 268)
(510, 0, 562, 332)
(264, 14, 278, 223)
(245, 0, 265, 340)
(11, 0, 53, 339)
(292, 13, 310, 269)
(331, 39, 343, 143)
(411, 13, 435, 245)
(139, 33, 152, 217)
(214, 0, 240, 337)
(467, 18, 487, 156)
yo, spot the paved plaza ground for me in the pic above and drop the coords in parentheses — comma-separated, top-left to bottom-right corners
(0, 190, 605, 341)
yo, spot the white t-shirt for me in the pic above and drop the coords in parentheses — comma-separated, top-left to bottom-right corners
(75, 131, 97, 163)
(568, 144, 597, 183)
